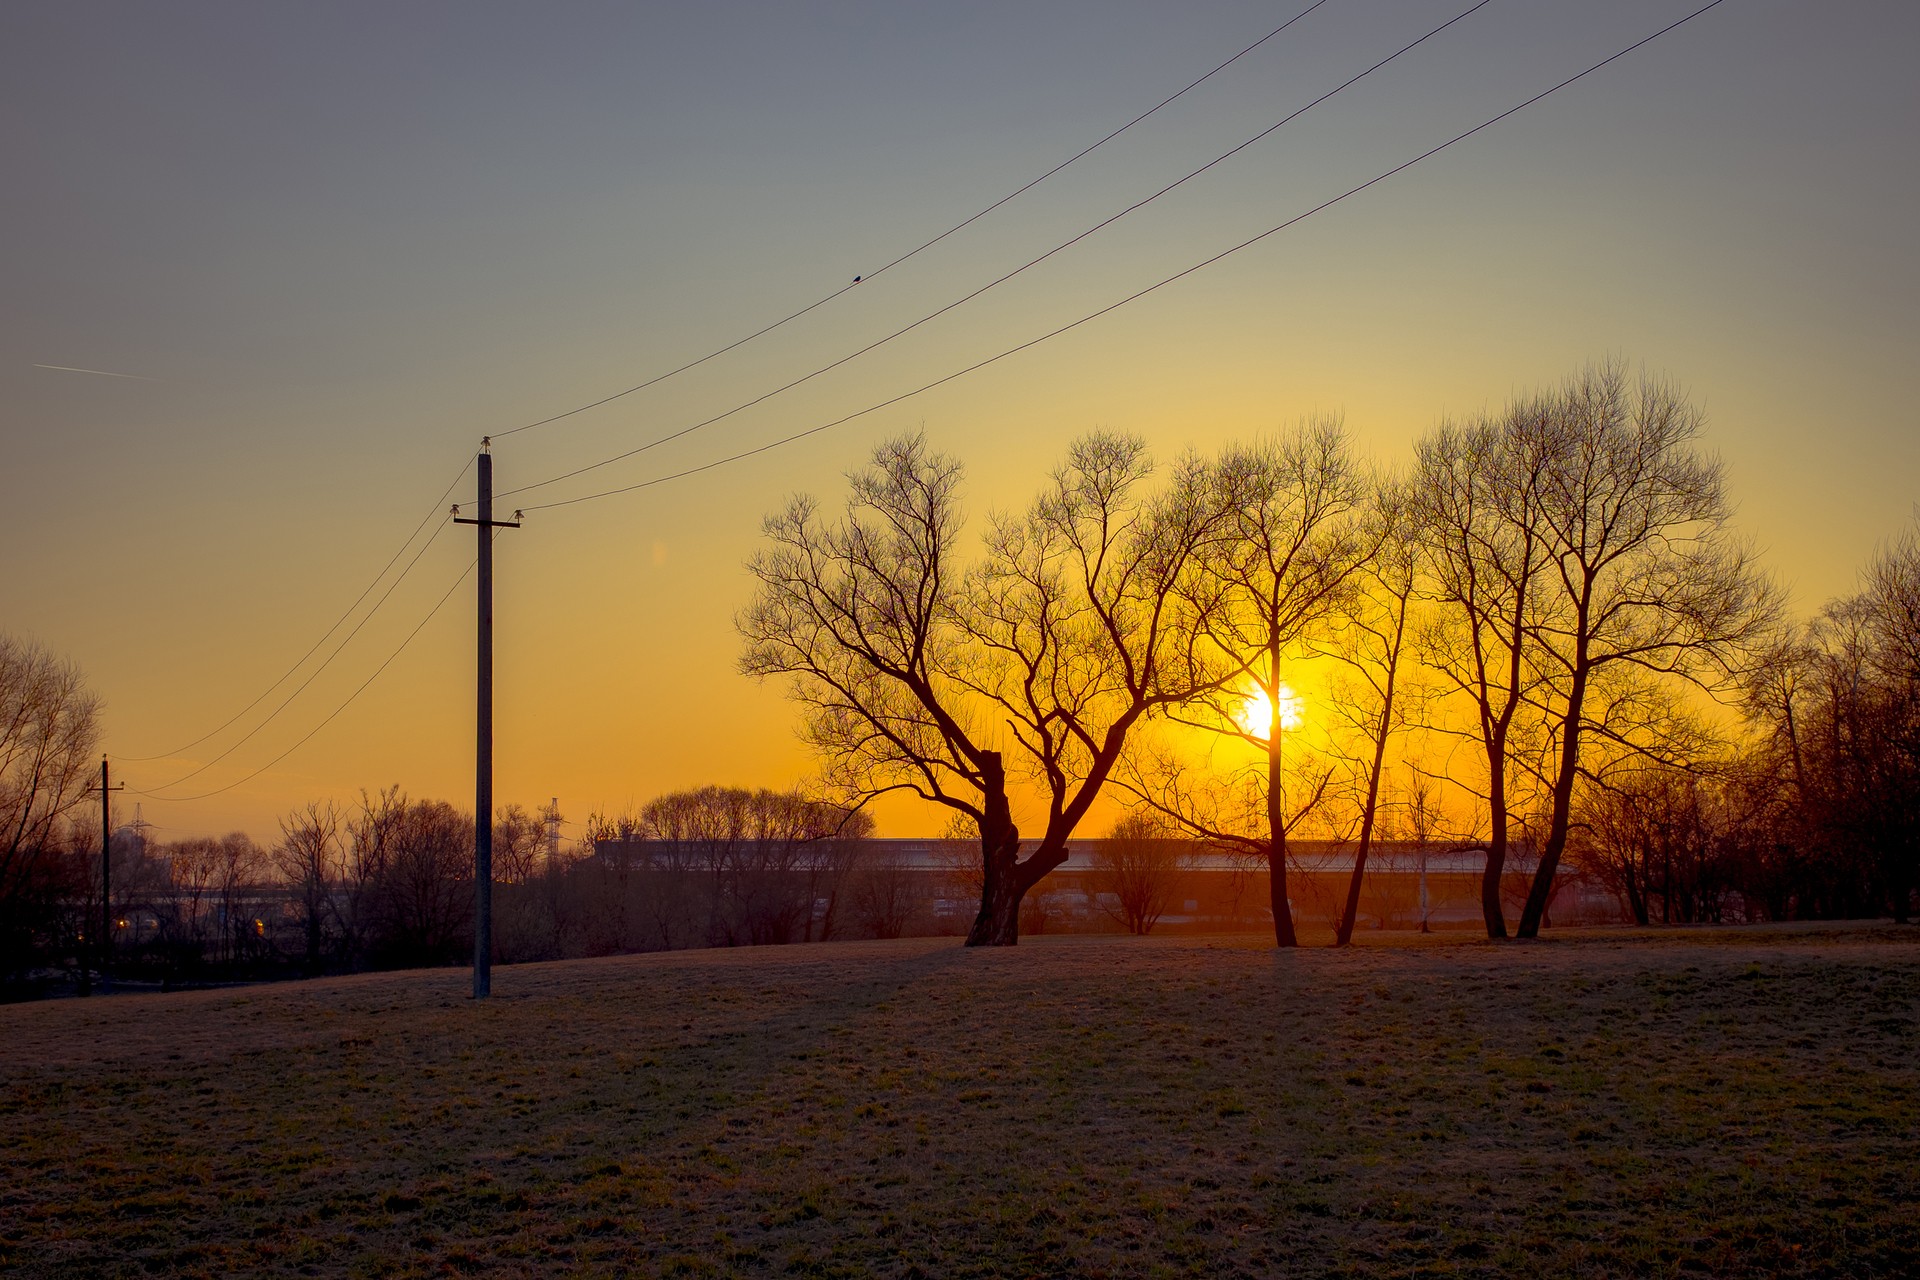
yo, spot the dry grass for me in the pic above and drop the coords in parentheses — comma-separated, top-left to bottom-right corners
(2, 923, 1917, 1278)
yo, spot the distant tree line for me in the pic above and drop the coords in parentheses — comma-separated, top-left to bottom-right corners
(562, 787, 875, 953)
(0, 773, 896, 996)
(1, 634, 101, 991)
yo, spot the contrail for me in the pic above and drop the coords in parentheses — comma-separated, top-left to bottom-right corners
(33, 363, 154, 380)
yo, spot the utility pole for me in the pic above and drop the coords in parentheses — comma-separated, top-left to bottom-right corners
(87, 756, 124, 994)
(453, 440, 520, 999)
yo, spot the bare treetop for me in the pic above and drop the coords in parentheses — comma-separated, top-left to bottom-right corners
(1, 635, 102, 880)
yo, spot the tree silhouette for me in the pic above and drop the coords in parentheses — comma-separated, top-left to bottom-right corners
(1327, 474, 1423, 946)
(0, 635, 101, 980)
(1511, 365, 1778, 936)
(1414, 403, 1555, 938)
(1089, 811, 1191, 935)
(1121, 421, 1367, 946)
(740, 431, 1224, 945)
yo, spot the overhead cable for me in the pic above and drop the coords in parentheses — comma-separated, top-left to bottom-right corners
(498, 0, 1494, 502)
(130, 552, 481, 804)
(519, 0, 1729, 515)
(117, 456, 474, 763)
(138, 520, 454, 794)
(489, 0, 1335, 440)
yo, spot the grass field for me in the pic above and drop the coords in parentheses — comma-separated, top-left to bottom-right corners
(3, 924, 1917, 1278)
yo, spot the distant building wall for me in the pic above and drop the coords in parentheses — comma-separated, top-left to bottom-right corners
(587, 837, 1628, 935)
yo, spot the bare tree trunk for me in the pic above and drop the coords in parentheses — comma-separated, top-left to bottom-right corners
(1336, 754, 1386, 947)
(1482, 756, 1510, 939)
(965, 755, 1025, 947)
(966, 835, 1022, 946)
(1483, 851, 1509, 939)
(1268, 729, 1297, 947)
(1519, 650, 1589, 938)
(1267, 845, 1296, 947)
(1336, 632, 1404, 947)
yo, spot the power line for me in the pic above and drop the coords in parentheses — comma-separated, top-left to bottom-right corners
(489, 0, 1334, 441)
(138, 520, 455, 794)
(130, 552, 482, 805)
(497, 0, 1494, 503)
(117, 456, 474, 763)
(520, 0, 1730, 515)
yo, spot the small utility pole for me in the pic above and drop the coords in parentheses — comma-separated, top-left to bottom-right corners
(453, 440, 520, 999)
(544, 797, 561, 872)
(87, 756, 124, 994)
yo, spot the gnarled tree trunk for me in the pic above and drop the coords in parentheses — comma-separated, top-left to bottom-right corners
(966, 812, 1023, 946)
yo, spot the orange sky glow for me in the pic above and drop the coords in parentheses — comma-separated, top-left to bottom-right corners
(3, 2, 1915, 843)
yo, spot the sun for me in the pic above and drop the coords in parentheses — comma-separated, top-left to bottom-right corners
(1236, 683, 1303, 740)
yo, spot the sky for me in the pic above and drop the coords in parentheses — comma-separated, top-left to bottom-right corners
(3, 0, 1917, 843)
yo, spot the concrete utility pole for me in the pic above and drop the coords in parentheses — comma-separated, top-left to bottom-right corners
(87, 756, 124, 994)
(453, 440, 520, 999)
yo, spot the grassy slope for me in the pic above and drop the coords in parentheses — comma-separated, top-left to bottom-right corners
(2, 925, 1917, 1279)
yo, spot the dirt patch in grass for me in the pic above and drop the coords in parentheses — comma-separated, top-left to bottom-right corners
(3, 923, 1917, 1278)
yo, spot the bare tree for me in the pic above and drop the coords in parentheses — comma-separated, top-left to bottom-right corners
(148, 831, 265, 974)
(208, 832, 267, 966)
(1413, 405, 1556, 938)
(156, 836, 221, 960)
(629, 786, 867, 947)
(492, 805, 543, 885)
(372, 799, 472, 967)
(0, 636, 102, 977)
(727, 789, 813, 944)
(1326, 474, 1422, 946)
(342, 785, 406, 967)
(572, 808, 646, 953)
(273, 801, 340, 975)
(643, 786, 752, 945)
(793, 803, 874, 942)
(1573, 767, 1714, 925)
(1089, 811, 1192, 935)
(1602, 698, 1769, 923)
(1397, 767, 1443, 932)
(1852, 517, 1920, 917)
(933, 812, 984, 908)
(851, 842, 922, 939)
(1121, 421, 1365, 946)
(740, 432, 1225, 945)
(1513, 365, 1778, 936)
(959, 434, 1230, 943)
(489, 803, 558, 961)
(1744, 519, 1920, 922)
(1862, 515, 1920, 688)
(305, 788, 472, 969)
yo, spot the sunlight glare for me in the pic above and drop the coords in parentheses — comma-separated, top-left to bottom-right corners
(1236, 683, 1303, 739)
